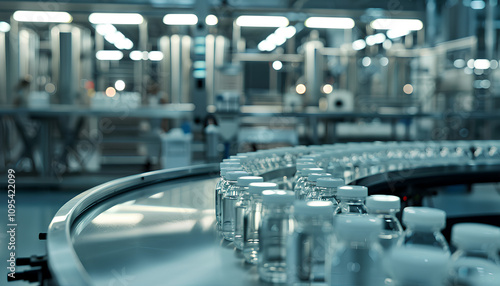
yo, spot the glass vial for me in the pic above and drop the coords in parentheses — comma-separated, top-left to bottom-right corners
(221, 171, 249, 241)
(258, 190, 294, 283)
(287, 200, 334, 285)
(215, 162, 242, 231)
(234, 176, 264, 250)
(366, 195, 403, 250)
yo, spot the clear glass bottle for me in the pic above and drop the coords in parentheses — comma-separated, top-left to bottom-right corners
(316, 177, 344, 208)
(221, 171, 249, 240)
(335, 185, 368, 214)
(327, 215, 386, 286)
(234, 176, 264, 250)
(399, 207, 450, 253)
(303, 173, 332, 201)
(366, 195, 403, 250)
(447, 223, 500, 286)
(215, 162, 242, 231)
(292, 162, 316, 190)
(243, 182, 279, 264)
(258, 190, 294, 283)
(387, 246, 450, 286)
(287, 200, 334, 285)
(294, 167, 324, 200)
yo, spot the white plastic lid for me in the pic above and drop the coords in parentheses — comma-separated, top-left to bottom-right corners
(302, 168, 325, 176)
(402, 207, 446, 230)
(308, 173, 332, 182)
(451, 223, 500, 250)
(262, 190, 294, 204)
(337, 185, 368, 198)
(220, 162, 240, 169)
(237, 176, 264, 187)
(248, 182, 279, 195)
(296, 162, 316, 171)
(334, 215, 382, 242)
(293, 201, 333, 216)
(297, 158, 315, 163)
(366, 195, 401, 212)
(225, 171, 250, 181)
(317, 177, 344, 188)
(388, 246, 450, 284)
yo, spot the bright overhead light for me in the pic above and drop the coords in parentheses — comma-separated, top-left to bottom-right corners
(95, 24, 116, 36)
(115, 80, 125, 91)
(352, 39, 366, 50)
(470, 0, 486, 9)
(304, 17, 355, 29)
(89, 13, 143, 25)
(96, 50, 123, 61)
(366, 33, 386, 46)
(322, 84, 333, 94)
(257, 40, 276, 52)
(235, 16, 289, 27)
(115, 38, 133, 50)
(296, 84, 306, 95)
(0, 21, 10, 32)
(474, 59, 490, 69)
(13, 11, 72, 23)
(267, 33, 286, 46)
(163, 14, 198, 25)
(362, 57, 372, 67)
(275, 26, 296, 39)
(148, 51, 164, 61)
(129, 50, 143, 61)
(272, 61, 283, 71)
(387, 29, 411, 39)
(205, 15, 218, 26)
(370, 19, 423, 31)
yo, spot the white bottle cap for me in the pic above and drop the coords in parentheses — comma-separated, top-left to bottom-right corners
(337, 185, 368, 198)
(296, 158, 315, 163)
(293, 201, 333, 216)
(308, 173, 332, 182)
(237, 176, 264, 187)
(366, 195, 401, 212)
(220, 162, 240, 169)
(225, 171, 249, 181)
(451, 223, 500, 250)
(387, 246, 450, 285)
(262, 190, 294, 204)
(402, 207, 446, 230)
(317, 177, 344, 188)
(334, 215, 382, 242)
(302, 168, 325, 176)
(296, 162, 316, 171)
(220, 166, 243, 176)
(248, 182, 279, 195)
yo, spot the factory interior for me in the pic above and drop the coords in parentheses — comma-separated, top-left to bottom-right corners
(1, 0, 500, 285)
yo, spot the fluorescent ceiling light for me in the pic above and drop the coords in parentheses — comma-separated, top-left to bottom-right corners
(129, 50, 143, 61)
(89, 13, 143, 25)
(115, 38, 133, 50)
(387, 29, 410, 39)
(95, 24, 116, 36)
(470, 0, 486, 9)
(257, 40, 276, 52)
(366, 33, 386, 46)
(304, 17, 355, 29)
(474, 59, 490, 69)
(352, 39, 366, 51)
(275, 26, 296, 39)
(13, 11, 72, 23)
(148, 51, 164, 61)
(235, 16, 289, 27)
(163, 14, 198, 25)
(370, 19, 423, 31)
(205, 15, 218, 26)
(0, 21, 10, 32)
(96, 50, 123, 61)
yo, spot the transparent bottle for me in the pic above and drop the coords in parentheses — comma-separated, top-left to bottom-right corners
(258, 190, 294, 283)
(294, 167, 325, 200)
(399, 207, 450, 253)
(327, 215, 386, 286)
(303, 173, 332, 201)
(387, 246, 450, 286)
(292, 162, 316, 190)
(335, 185, 368, 214)
(316, 177, 344, 208)
(447, 223, 500, 286)
(366, 195, 403, 250)
(287, 200, 334, 285)
(215, 162, 242, 231)
(234, 176, 264, 250)
(221, 171, 249, 240)
(243, 182, 279, 264)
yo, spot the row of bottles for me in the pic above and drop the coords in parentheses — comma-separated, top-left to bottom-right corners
(213, 142, 500, 285)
